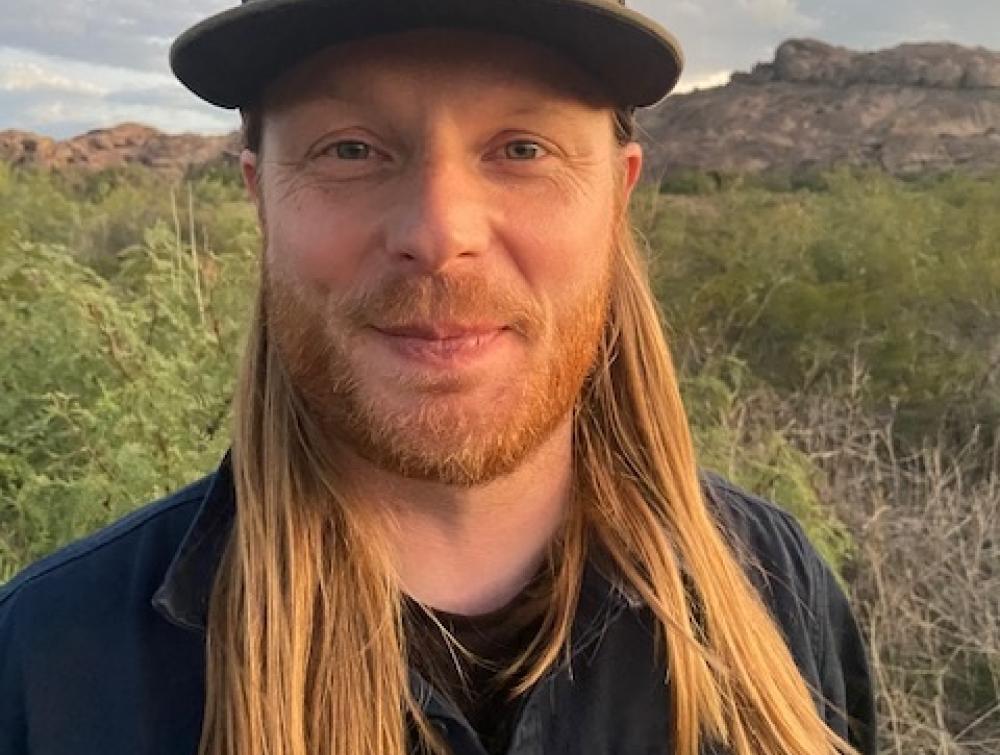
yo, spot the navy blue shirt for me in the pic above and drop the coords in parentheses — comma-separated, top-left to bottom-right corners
(0, 455, 876, 754)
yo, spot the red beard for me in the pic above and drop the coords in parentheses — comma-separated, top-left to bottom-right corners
(264, 260, 611, 487)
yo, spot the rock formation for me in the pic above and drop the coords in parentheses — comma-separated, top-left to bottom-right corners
(0, 123, 240, 176)
(740, 38, 1000, 89)
(639, 39, 1000, 178)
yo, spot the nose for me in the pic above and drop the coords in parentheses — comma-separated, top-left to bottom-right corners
(382, 153, 490, 273)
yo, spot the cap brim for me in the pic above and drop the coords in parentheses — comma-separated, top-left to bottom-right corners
(170, 0, 684, 109)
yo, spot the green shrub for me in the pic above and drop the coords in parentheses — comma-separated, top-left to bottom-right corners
(0, 172, 258, 578)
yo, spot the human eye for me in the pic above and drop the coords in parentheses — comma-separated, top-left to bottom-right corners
(323, 140, 373, 160)
(503, 140, 549, 161)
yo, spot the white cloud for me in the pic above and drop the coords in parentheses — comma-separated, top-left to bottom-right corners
(0, 45, 235, 138)
(737, 0, 821, 30)
(0, 47, 174, 91)
(913, 16, 955, 41)
(0, 0, 230, 72)
(0, 61, 106, 95)
(674, 70, 733, 93)
(23, 95, 234, 134)
(662, 0, 706, 18)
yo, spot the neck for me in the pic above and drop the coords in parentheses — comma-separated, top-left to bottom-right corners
(341, 417, 575, 616)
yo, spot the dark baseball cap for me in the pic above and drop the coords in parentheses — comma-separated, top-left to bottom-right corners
(170, 0, 684, 110)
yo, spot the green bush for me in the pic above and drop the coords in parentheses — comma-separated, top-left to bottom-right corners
(644, 168, 1000, 449)
(0, 167, 258, 579)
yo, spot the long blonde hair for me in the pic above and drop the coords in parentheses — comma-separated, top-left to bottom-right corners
(200, 140, 857, 755)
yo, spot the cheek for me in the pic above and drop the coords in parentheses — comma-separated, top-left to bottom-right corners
(494, 187, 616, 306)
(266, 196, 372, 290)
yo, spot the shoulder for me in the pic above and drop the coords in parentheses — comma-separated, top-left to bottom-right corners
(700, 471, 823, 590)
(700, 473, 878, 752)
(0, 476, 214, 752)
(0, 474, 211, 622)
(699, 472, 834, 659)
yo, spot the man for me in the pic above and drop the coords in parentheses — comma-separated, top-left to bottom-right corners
(0, 1, 875, 754)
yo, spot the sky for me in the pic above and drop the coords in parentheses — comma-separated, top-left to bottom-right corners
(1, 1, 998, 139)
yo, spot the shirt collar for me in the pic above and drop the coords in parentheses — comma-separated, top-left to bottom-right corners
(151, 451, 236, 632)
(151, 450, 641, 634)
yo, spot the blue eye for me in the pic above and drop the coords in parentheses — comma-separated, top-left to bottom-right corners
(504, 141, 546, 160)
(329, 141, 371, 160)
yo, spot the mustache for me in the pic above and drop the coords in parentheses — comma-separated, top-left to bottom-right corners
(337, 273, 545, 338)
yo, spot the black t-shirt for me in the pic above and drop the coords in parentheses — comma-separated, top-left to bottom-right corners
(405, 572, 552, 755)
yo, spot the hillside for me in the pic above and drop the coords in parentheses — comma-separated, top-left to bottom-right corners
(640, 38, 1000, 179)
(0, 123, 239, 176)
(0, 39, 999, 180)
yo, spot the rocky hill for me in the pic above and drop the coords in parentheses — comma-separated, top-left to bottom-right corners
(0, 123, 239, 176)
(1, 39, 999, 180)
(639, 39, 1000, 179)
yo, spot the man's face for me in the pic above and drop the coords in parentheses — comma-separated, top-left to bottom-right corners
(243, 29, 642, 486)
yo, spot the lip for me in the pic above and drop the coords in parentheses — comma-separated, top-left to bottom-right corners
(371, 323, 510, 367)
(374, 322, 509, 340)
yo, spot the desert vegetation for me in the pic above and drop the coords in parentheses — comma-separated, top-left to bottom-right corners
(1, 161, 997, 752)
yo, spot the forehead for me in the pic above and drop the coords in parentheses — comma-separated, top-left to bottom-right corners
(260, 28, 616, 115)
